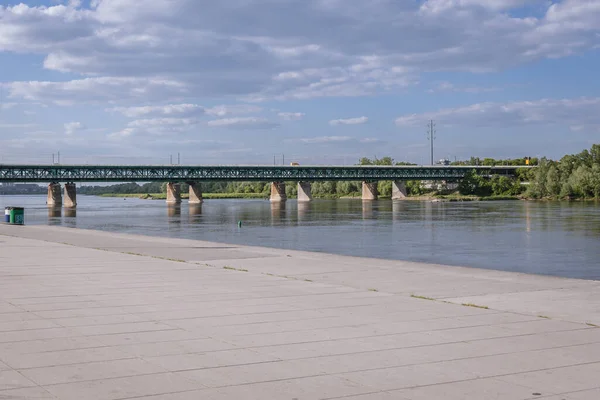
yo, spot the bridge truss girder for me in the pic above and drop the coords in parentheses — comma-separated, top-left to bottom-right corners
(0, 165, 525, 183)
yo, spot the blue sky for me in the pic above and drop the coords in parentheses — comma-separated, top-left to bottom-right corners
(1, 0, 599, 165)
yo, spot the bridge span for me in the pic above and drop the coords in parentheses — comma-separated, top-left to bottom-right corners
(0, 164, 530, 207)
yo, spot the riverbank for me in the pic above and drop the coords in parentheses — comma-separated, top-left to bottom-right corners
(99, 192, 267, 200)
(0, 224, 598, 399)
(97, 192, 521, 201)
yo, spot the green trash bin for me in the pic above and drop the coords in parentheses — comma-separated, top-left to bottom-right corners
(9, 207, 24, 225)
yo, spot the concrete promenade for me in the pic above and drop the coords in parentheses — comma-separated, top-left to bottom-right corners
(0, 225, 599, 399)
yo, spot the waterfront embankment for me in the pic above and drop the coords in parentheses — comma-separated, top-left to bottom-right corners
(0, 224, 599, 399)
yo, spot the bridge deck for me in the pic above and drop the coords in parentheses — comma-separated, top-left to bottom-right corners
(0, 165, 531, 183)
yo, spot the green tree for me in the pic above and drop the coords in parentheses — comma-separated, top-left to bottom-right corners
(458, 170, 492, 196)
(545, 166, 561, 197)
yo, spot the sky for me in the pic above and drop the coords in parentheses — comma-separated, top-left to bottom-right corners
(0, 0, 599, 166)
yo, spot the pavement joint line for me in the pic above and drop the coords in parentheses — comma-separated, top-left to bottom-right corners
(220, 314, 574, 339)
(491, 362, 600, 392)
(3, 301, 584, 331)
(36, 370, 208, 390)
(232, 330, 600, 364)
(212, 325, 595, 351)
(531, 386, 600, 399)
(117, 389, 216, 400)
(0, 329, 493, 366)
(132, 336, 600, 378)
(0, 328, 186, 344)
(12, 355, 139, 371)
(323, 376, 539, 400)
(327, 360, 600, 394)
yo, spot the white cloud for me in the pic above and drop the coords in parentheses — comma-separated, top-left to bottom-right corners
(429, 81, 501, 94)
(207, 117, 278, 129)
(300, 136, 352, 144)
(2, 1, 599, 104)
(206, 105, 262, 117)
(128, 118, 199, 129)
(329, 116, 369, 126)
(278, 112, 305, 121)
(0, 123, 38, 129)
(395, 97, 600, 131)
(64, 121, 84, 135)
(107, 104, 204, 118)
(108, 117, 199, 139)
(8, 77, 186, 105)
(107, 103, 261, 118)
(359, 138, 380, 143)
(0, 102, 18, 110)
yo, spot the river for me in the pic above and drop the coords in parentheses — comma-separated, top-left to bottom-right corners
(1, 195, 599, 280)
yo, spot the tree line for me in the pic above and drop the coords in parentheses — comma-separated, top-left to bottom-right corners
(526, 145, 600, 199)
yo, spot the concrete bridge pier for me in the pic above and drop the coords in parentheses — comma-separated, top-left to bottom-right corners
(297, 182, 312, 202)
(188, 182, 203, 204)
(362, 181, 378, 201)
(270, 182, 287, 203)
(47, 183, 62, 207)
(166, 183, 182, 204)
(64, 183, 77, 208)
(392, 181, 408, 200)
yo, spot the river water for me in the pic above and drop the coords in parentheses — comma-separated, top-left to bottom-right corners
(2, 195, 599, 280)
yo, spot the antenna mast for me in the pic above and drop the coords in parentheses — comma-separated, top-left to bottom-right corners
(427, 120, 436, 165)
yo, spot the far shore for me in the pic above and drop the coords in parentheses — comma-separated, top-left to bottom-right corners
(94, 192, 522, 202)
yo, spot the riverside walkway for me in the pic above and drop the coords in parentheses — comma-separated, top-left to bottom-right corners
(0, 225, 599, 399)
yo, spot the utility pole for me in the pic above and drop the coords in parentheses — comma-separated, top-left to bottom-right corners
(282, 154, 285, 166)
(427, 120, 436, 165)
(177, 153, 180, 165)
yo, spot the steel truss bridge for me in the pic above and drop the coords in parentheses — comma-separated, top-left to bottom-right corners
(0, 165, 530, 183)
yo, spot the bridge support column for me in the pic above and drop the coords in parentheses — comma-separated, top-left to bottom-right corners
(362, 181, 378, 201)
(166, 183, 182, 204)
(270, 182, 287, 203)
(64, 183, 77, 208)
(297, 182, 312, 202)
(47, 183, 62, 207)
(392, 181, 407, 200)
(188, 183, 203, 204)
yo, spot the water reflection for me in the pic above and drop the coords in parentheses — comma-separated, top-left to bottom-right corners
(270, 202, 286, 224)
(361, 201, 375, 220)
(524, 201, 532, 233)
(64, 208, 77, 218)
(167, 205, 181, 217)
(48, 207, 61, 219)
(392, 200, 407, 221)
(297, 201, 311, 220)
